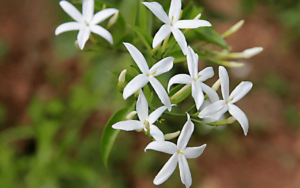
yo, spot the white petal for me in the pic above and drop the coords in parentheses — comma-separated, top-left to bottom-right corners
(136, 90, 148, 123)
(229, 81, 253, 103)
(123, 43, 149, 74)
(143, 2, 170, 24)
(59, 0, 83, 23)
(171, 27, 188, 55)
(145, 141, 177, 154)
(153, 153, 178, 185)
(205, 104, 228, 121)
(200, 83, 219, 103)
(123, 74, 148, 99)
(177, 114, 194, 150)
(149, 125, 165, 141)
(82, 0, 94, 22)
(90, 8, 119, 25)
(228, 104, 249, 136)
(169, 0, 182, 23)
(150, 57, 174, 76)
(77, 27, 91, 49)
(153, 24, 172, 48)
(186, 46, 198, 79)
(55, 22, 83, 35)
(197, 67, 214, 82)
(184, 144, 206, 159)
(149, 77, 172, 111)
(219, 66, 229, 101)
(112, 120, 144, 131)
(148, 106, 168, 125)
(178, 154, 192, 188)
(198, 100, 226, 118)
(167, 74, 192, 92)
(90, 25, 113, 44)
(192, 81, 204, 110)
(174, 20, 212, 29)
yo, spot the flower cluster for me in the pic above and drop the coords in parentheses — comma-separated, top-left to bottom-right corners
(55, 0, 262, 187)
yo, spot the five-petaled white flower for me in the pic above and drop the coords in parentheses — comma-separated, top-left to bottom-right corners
(168, 46, 218, 110)
(199, 66, 253, 135)
(112, 90, 168, 135)
(123, 43, 174, 111)
(145, 113, 206, 188)
(143, 0, 211, 55)
(55, 0, 118, 49)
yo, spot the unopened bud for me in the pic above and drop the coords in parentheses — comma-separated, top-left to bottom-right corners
(242, 47, 263, 58)
(222, 20, 244, 38)
(118, 69, 127, 90)
(211, 79, 221, 91)
(102, 4, 106, 10)
(221, 61, 244, 68)
(126, 111, 137, 120)
(107, 12, 119, 29)
(218, 47, 263, 59)
(75, 40, 81, 50)
(164, 131, 180, 140)
(215, 116, 236, 126)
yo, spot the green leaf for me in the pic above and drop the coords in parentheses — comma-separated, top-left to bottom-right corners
(101, 105, 134, 168)
(193, 27, 229, 49)
(129, 25, 152, 52)
(167, 50, 186, 63)
(113, 33, 134, 50)
(135, 0, 147, 32)
(181, 1, 203, 20)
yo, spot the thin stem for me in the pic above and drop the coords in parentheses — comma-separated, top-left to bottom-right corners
(170, 84, 191, 101)
(187, 104, 196, 112)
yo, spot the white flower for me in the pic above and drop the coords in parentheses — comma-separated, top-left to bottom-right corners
(168, 46, 218, 110)
(145, 114, 206, 188)
(113, 90, 168, 135)
(123, 43, 174, 111)
(143, 0, 211, 55)
(55, 0, 118, 49)
(199, 66, 253, 135)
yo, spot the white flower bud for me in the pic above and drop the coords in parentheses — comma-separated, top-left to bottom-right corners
(118, 69, 127, 88)
(164, 131, 180, 140)
(222, 20, 244, 38)
(211, 79, 221, 91)
(126, 111, 137, 120)
(242, 47, 263, 58)
(194, 13, 201, 20)
(107, 12, 119, 29)
(221, 61, 244, 68)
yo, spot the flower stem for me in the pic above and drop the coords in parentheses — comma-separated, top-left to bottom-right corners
(170, 84, 191, 101)
(162, 34, 171, 54)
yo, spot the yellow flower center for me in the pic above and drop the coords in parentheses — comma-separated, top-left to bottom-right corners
(146, 71, 157, 77)
(177, 150, 184, 155)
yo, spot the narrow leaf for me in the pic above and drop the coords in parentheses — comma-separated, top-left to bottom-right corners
(193, 27, 229, 49)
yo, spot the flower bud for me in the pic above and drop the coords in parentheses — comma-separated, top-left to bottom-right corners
(222, 20, 244, 38)
(218, 47, 263, 59)
(211, 79, 221, 91)
(164, 131, 180, 140)
(242, 47, 263, 58)
(102, 4, 106, 10)
(126, 111, 137, 120)
(118, 69, 127, 89)
(107, 12, 119, 29)
(221, 61, 244, 68)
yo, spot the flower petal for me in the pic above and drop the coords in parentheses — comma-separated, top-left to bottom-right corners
(228, 104, 249, 136)
(149, 125, 165, 141)
(186, 46, 198, 79)
(184, 144, 206, 159)
(90, 25, 113, 44)
(77, 27, 91, 49)
(167, 74, 192, 92)
(198, 100, 226, 118)
(177, 114, 194, 150)
(112, 120, 144, 131)
(149, 77, 172, 111)
(90, 8, 119, 25)
(192, 81, 204, 110)
(59, 0, 83, 23)
(55, 22, 83, 35)
(136, 90, 149, 123)
(153, 24, 172, 48)
(148, 106, 168, 125)
(171, 27, 188, 55)
(174, 20, 212, 29)
(123, 43, 149, 74)
(200, 83, 219, 103)
(229, 81, 253, 103)
(178, 154, 192, 188)
(150, 57, 174, 76)
(169, 0, 182, 23)
(153, 153, 178, 185)
(123, 74, 148, 99)
(197, 67, 214, 82)
(143, 2, 170, 24)
(219, 66, 229, 101)
(82, 0, 94, 22)
(145, 141, 177, 154)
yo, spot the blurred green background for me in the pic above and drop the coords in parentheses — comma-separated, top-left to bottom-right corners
(0, 0, 300, 187)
